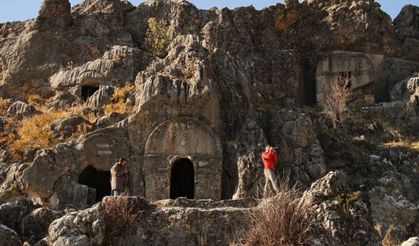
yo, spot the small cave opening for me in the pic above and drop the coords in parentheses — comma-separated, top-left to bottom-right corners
(81, 85, 99, 102)
(78, 166, 111, 202)
(170, 158, 195, 199)
(303, 60, 317, 105)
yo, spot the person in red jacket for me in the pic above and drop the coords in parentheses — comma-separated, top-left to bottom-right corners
(261, 145, 279, 196)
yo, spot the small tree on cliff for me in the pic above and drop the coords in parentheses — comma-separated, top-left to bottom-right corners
(144, 17, 174, 58)
(321, 75, 352, 128)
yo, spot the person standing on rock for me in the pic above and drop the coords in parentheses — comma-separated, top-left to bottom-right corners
(261, 145, 280, 197)
(110, 157, 128, 196)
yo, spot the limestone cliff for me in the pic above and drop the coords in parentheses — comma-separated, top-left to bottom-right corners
(0, 0, 418, 245)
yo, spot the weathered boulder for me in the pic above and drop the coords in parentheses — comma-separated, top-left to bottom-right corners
(20, 143, 76, 202)
(47, 92, 79, 109)
(369, 171, 419, 244)
(233, 150, 265, 199)
(51, 116, 91, 139)
(303, 171, 381, 245)
(394, 5, 419, 40)
(21, 207, 64, 244)
(0, 197, 63, 244)
(391, 73, 419, 105)
(394, 5, 419, 60)
(0, 164, 28, 204)
(308, 170, 348, 198)
(84, 86, 114, 108)
(7, 101, 37, 119)
(0, 224, 22, 246)
(50, 46, 141, 90)
(276, 110, 326, 184)
(402, 237, 419, 246)
(232, 118, 267, 199)
(47, 196, 253, 246)
(95, 112, 126, 128)
(0, 197, 39, 232)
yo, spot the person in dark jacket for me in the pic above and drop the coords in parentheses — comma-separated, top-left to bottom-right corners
(110, 157, 128, 196)
(261, 145, 279, 196)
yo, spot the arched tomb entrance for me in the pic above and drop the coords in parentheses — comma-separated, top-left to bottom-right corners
(143, 118, 222, 201)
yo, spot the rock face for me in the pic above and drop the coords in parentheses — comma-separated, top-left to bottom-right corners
(50, 46, 144, 91)
(37, 0, 72, 29)
(50, 116, 91, 139)
(394, 5, 419, 40)
(307, 0, 400, 55)
(47, 197, 253, 246)
(394, 5, 419, 60)
(0, 225, 22, 246)
(0, 0, 419, 244)
(0, 0, 417, 208)
(369, 171, 419, 244)
(94, 112, 126, 128)
(84, 86, 114, 108)
(0, 197, 63, 244)
(391, 73, 419, 105)
(44, 172, 384, 246)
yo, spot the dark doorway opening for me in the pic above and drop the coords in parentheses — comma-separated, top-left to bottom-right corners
(170, 159, 194, 199)
(81, 85, 99, 102)
(303, 59, 317, 105)
(78, 166, 111, 202)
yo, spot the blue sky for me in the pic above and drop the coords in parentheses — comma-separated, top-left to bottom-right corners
(0, 0, 417, 23)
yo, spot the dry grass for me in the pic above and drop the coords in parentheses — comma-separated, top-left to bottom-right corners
(6, 104, 94, 160)
(0, 97, 9, 114)
(104, 82, 135, 115)
(7, 110, 68, 159)
(245, 179, 314, 246)
(321, 75, 352, 128)
(104, 101, 127, 115)
(103, 198, 145, 242)
(27, 94, 45, 107)
(384, 141, 419, 152)
(112, 82, 135, 102)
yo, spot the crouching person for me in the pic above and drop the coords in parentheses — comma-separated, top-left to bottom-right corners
(110, 157, 128, 196)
